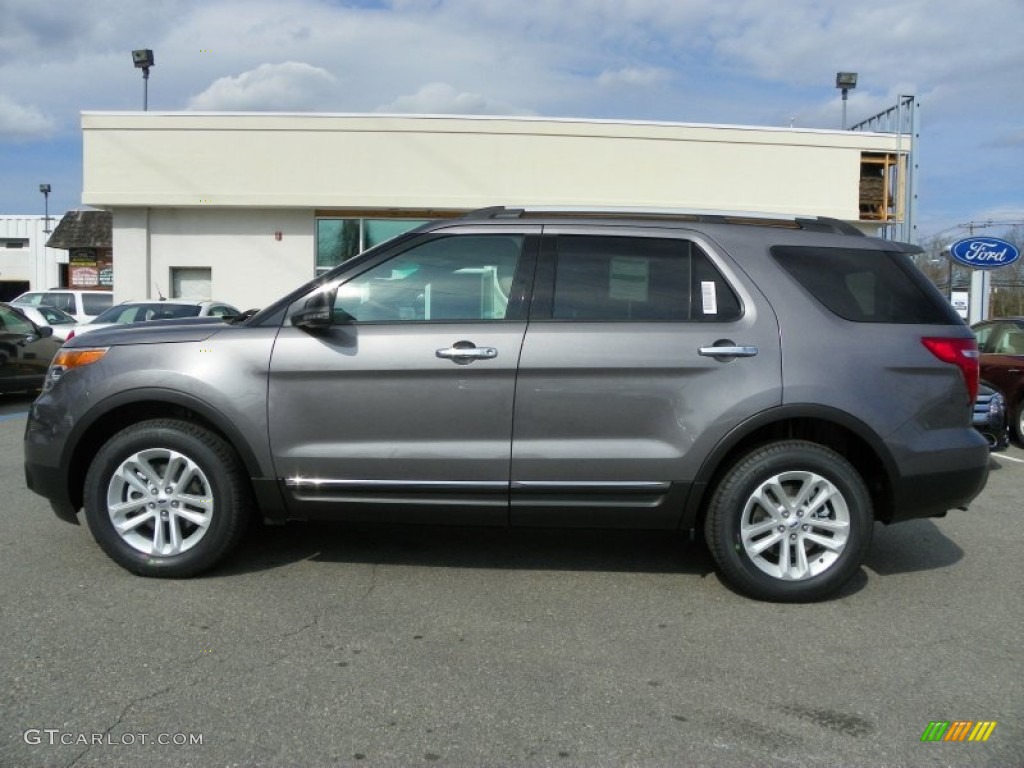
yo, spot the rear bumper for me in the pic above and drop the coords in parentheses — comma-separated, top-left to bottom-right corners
(888, 450, 990, 522)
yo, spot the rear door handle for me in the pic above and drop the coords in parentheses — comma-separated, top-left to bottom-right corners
(436, 341, 498, 363)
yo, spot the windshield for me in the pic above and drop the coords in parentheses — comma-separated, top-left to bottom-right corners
(34, 306, 77, 324)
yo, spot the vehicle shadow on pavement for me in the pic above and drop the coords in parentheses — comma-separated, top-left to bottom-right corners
(218, 518, 962, 591)
(220, 522, 718, 578)
(863, 519, 963, 575)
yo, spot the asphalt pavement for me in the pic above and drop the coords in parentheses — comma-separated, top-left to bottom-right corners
(0, 391, 1021, 767)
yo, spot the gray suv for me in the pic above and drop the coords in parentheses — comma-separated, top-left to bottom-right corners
(24, 208, 990, 601)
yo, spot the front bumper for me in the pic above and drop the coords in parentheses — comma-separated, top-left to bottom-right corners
(24, 457, 79, 524)
(972, 388, 1008, 450)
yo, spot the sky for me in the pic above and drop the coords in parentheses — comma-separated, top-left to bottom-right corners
(1, 0, 1022, 243)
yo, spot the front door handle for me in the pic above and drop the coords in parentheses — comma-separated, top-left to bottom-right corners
(436, 341, 498, 364)
(698, 340, 758, 359)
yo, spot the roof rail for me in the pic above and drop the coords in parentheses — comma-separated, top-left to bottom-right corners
(459, 206, 525, 220)
(795, 217, 866, 237)
(458, 206, 865, 236)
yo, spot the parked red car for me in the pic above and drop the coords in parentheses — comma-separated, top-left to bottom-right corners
(972, 318, 1024, 443)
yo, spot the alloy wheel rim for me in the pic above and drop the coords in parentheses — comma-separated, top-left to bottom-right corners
(739, 470, 850, 581)
(105, 448, 214, 556)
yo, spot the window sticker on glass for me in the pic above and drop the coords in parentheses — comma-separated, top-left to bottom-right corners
(701, 281, 718, 315)
(609, 258, 650, 302)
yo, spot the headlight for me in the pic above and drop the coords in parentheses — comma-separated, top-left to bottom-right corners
(988, 392, 1005, 417)
(44, 347, 108, 391)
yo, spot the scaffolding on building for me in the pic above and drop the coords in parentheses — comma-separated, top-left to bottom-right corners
(849, 95, 919, 243)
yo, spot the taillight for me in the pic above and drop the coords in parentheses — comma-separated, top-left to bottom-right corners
(921, 337, 979, 403)
(66, 329, 75, 340)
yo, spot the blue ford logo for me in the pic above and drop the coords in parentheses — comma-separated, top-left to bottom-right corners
(949, 237, 1021, 270)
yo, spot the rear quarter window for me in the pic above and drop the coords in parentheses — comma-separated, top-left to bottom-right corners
(771, 246, 961, 324)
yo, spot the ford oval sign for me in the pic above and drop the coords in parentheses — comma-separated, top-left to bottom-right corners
(949, 237, 1021, 270)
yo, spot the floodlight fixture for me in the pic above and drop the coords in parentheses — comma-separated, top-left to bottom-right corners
(132, 49, 155, 110)
(835, 72, 858, 129)
(836, 72, 858, 89)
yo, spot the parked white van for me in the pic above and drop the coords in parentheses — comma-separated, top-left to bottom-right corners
(12, 289, 113, 322)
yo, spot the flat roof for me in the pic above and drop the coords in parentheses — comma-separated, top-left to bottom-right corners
(81, 110, 896, 141)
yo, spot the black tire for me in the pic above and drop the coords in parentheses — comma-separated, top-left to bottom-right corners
(1012, 399, 1024, 447)
(704, 440, 872, 602)
(84, 419, 250, 577)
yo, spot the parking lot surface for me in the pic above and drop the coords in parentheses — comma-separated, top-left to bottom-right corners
(0, 392, 1021, 767)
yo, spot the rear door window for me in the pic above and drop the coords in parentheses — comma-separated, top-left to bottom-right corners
(82, 293, 113, 315)
(31, 292, 75, 314)
(548, 236, 741, 322)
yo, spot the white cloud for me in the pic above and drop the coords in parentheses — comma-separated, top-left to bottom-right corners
(598, 67, 671, 89)
(187, 62, 338, 111)
(377, 82, 526, 116)
(0, 94, 55, 140)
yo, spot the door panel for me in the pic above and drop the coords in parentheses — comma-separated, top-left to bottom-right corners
(267, 231, 535, 523)
(510, 231, 782, 527)
(976, 322, 1024, 405)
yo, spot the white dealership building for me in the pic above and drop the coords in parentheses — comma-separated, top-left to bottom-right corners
(77, 108, 916, 308)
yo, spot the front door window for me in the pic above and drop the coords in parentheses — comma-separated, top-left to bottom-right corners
(331, 235, 524, 323)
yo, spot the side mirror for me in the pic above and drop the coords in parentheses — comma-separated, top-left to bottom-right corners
(293, 288, 337, 331)
(19, 325, 54, 345)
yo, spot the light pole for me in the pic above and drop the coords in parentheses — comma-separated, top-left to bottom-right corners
(836, 72, 858, 129)
(39, 183, 51, 233)
(132, 49, 155, 110)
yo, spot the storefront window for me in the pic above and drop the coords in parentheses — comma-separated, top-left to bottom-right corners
(316, 219, 360, 272)
(316, 218, 428, 275)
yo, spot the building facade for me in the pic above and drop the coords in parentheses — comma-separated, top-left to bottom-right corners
(44, 210, 114, 292)
(81, 112, 913, 309)
(0, 215, 67, 302)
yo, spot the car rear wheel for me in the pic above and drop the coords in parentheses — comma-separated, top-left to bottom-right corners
(704, 440, 873, 602)
(84, 419, 249, 577)
(1012, 400, 1024, 446)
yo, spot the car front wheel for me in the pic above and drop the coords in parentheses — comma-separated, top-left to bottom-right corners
(704, 440, 873, 602)
(84, 419, 249, 577)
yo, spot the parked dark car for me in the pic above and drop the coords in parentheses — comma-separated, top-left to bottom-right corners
(0, 302, 61, 393)
(973, 384, 1008, 450)
(971, 318, 1024, 443)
